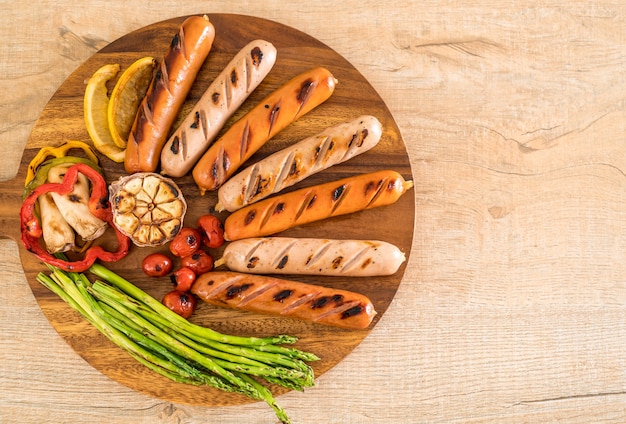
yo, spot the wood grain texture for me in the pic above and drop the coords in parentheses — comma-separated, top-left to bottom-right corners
(2, 1, 626, 423)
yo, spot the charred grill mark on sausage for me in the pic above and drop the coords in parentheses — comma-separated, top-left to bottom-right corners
(310, 298, 368, 323)
(272, 238, 298, 270)
(224, 67, 234, 109)
(230, 68, 238, 87)
(310, 294, 344, 309)
(197, 273, 248, 299)
(226, 280, 277, 307)
(311, 135, 331, 170)
(304, 241, 333, 270)
(273, 289, 293, 303)
(239, 121, 251, 162)
(250, 46, 263, 67)
(243, 164, 262, 204)
(330, 256, 343, 269)
(277, 255, 289, 269)
(199, 109, 208, 145)
(190, 111, 201, 129)
(247, 257, 259, 268)
(273, 202, 286, 215)
(210, 144, 229, 189)
(267, 102, 281, 136)
(294, 79, 315, 118)
(339, 245, 373, 274)
(245, 47, 259, 95)
(243, 235, 264, 267)
(257, 201, 276, 229)
(364, 177, 387, 209)
(341, 304, 366, 319)
(226, 283, 252, 299)
(272, 151, 297, 194)
(280, 291, 319, 314)
(330, 183, 349, 214)
(294, 190, 317, 222)
(244, 209, 256, 226)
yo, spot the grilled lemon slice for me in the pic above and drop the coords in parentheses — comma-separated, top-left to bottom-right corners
(108, 56, 157, 149)
(84, 63, 127, 162)
(109, 173, 187, 247)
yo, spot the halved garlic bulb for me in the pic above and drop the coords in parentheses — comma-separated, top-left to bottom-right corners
(109, 172, 187, 247)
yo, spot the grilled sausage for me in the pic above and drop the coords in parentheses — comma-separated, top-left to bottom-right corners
(191, 67, 337, 194)
(223, 169, 414, 241)
(124, 15, 215, 173)
(215, 115, 382, 212)
(214, 237, 405, 276)
(160, 39, 277, 177)
(191, 271, 377, 329)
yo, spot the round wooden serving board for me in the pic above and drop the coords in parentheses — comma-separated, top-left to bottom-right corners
(0, 14, 415, 406)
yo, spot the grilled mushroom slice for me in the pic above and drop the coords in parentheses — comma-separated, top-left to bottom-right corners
(46, 165, 108, 241)
(38, 192, 76, 253)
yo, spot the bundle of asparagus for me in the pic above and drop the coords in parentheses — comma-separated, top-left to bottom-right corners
(37, 261, 319, 424)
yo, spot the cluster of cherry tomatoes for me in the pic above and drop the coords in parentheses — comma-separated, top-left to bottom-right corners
(141, 214, 224, 318)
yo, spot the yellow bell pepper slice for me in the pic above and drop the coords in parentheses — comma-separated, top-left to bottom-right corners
(25, 140, 99, 186)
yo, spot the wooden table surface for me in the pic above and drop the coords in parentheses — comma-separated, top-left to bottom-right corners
(1, 1, 625, 423)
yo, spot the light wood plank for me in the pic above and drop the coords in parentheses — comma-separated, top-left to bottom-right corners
(1, 1, 626, 423)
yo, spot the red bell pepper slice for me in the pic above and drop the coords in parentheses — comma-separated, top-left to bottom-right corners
(20, 163, 130, 272)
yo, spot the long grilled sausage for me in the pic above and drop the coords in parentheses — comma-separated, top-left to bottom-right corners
(160, 40, 277, 177)
(214, 237, 406, 276)
(215, 115, 382, 212)
(191, 271, 377, 329)
(191, 67, 337, 194)
(124, 15, 215, 173)
(223, 169, 414, 241)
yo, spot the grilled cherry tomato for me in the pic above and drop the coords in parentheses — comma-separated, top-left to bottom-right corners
(142, 253, 173, 277)
(197, 214, 225, 249)
(169, 227, 201, 257)
(162, 290, 197, 318)
(171, 267, 196, 292)
(181, 250, 214, 274)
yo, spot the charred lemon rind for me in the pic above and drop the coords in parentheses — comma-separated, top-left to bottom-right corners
(109, 172, 187, 247)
